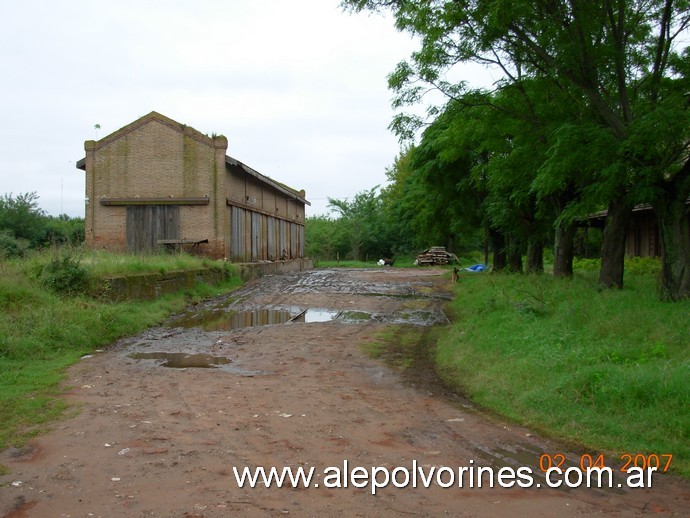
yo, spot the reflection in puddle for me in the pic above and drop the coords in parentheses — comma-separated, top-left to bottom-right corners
(172, 309, 293, 331)
(168, 303, 448, 331)
(168, 306, 444, 331)
(340, 310, 372, 323)
(129, 352, 231, 369)
(170, 308, 340, 331)
(393, 310, 439, 325)
(295, 308, 340, 323)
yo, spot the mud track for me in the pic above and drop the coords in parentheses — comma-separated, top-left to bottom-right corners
(1, 268, 688, 516)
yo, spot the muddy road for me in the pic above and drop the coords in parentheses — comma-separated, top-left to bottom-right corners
(1, 268, 688, 517)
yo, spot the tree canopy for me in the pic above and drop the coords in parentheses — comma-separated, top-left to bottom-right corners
(0, 192, 84, 257)
(340, 0, 690, 300)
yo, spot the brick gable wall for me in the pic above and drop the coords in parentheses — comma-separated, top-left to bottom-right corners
(84, 115, 227, 256)
(81, 112, 306, 260)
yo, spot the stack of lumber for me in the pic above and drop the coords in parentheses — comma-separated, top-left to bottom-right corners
(416, 246, 455, 266)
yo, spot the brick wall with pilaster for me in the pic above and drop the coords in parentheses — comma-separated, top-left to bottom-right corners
(84, 115, 226, 255)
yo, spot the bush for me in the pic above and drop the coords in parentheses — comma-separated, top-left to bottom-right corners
(40, 248, 90, 295)
(44, 216, 85, 246)
(573, 256, 662, 276)
(573, 257, 601, 271)
(625, 256, 661, 275)
(0, 232, 29, 259)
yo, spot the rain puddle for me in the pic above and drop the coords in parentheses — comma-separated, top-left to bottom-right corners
(290, 308, 340, 323)
(129, 351, 232, 369)
(170, 308, 293, 331)
(169, 307, 340, 331)
(340, 310, 372, 323)
(168, 307, 443, 331)
(392, 310, 444, 325)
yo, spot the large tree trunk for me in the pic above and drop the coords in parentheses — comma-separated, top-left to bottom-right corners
(551, 190, 577, 277)
(446, 234, 456, 255)
(483, 222, 490, 266)
(598, 196, 632, 289)
(490, 228, 507, 272)
(553, 223, 575, 277)
(483, 235, 490, 267)
(507, 236, 523, 273)
(526, 236, 544, 274)
(655, 162, 690, 301)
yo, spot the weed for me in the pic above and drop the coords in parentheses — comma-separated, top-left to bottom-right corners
(435, 271, 690, 476)
(360, 266, 690, 478)
(40, 247, 90, 295)
(0, 250, 243, 453)
(0, 232, 29, 259)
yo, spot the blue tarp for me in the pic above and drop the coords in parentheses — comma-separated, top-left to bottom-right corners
(465, 264, 488, 272)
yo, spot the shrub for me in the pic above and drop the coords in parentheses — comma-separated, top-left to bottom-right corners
(40, 248, 90, 295)
(573, 256, 662, 276)
(0, 232, 29, 259)
(573, 257, 601, 271)
(625, 256, 661, 276)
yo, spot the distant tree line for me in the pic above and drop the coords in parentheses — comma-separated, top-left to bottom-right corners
(304, 185, 466, 262)
(328, 0, 689, 301)
(0, 192, 84, 257)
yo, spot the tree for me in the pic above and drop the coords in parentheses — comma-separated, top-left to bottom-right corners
(45, 215, 85, 246)
(305, 215, 350, 261)
(378, 149, 423, 255)
(342, 0, 690, 299)
(633, 48, 690, 300)
(0, 192, 47, 247)
(399, 81, 574, 274)
(327, 187, 392, 261)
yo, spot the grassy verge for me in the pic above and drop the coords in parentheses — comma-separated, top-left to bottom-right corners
(360, 263, 689, 477)
(435, 269, 689, 477)
(0, 250, 242, 452)
(20, 248, 226, 279)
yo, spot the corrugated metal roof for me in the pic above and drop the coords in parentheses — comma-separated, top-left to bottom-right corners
(225, 156, 310, 205)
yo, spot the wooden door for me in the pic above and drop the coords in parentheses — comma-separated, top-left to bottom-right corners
(126, 205, 180, 253)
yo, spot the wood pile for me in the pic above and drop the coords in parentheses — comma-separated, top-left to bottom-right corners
(415, 246, 457, 266)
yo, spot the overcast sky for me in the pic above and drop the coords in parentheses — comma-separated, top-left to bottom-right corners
(1, 0, 488, 218)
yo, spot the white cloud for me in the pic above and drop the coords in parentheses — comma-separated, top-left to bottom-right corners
(0, 0, 489, 218)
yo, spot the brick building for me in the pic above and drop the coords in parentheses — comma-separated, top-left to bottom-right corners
(76, 112, 309, 261)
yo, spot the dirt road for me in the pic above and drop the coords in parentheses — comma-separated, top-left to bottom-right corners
(1, 268, 688, 517)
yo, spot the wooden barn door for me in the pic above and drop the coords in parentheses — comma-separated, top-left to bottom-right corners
(230, 206, 251, 262)
(250, 212, 262, 262)
(126, 205, 180, 253)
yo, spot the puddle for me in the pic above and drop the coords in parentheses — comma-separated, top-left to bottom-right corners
(341, 310, 372, 323)
(305, 308, 339, 322)
(290, 308, 340, 323)
(340, 310, 443, 326)
(393, 310, 444, 325)
(129, 352, 232, 369)
(170, 308, 293, 331)
(169, 307, 340, 331)
(167, 297, 443, 331)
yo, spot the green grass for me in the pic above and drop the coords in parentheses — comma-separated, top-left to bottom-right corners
(82, 249, 224, 276)
(436, 269, 690, 477)
(0, 250, 243, 453)
(361, 328, 418, 370)
(20, 248, 223, 278)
